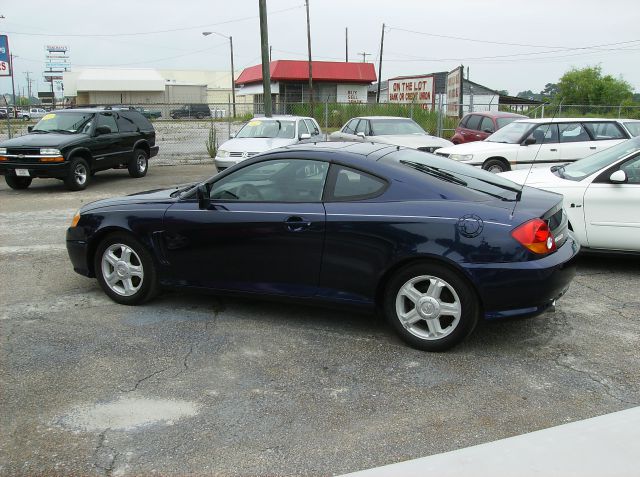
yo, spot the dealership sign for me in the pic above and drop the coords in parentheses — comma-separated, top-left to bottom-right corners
(388, 75, 435, 109)
(0, 35, 10, 77)
(337, 84, 367, 103)
(446, 66, 464, 117)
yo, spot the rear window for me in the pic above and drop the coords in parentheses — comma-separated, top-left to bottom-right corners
(382, 149, 521, 202)
(624, 122, 640, 137)
(464, 115, 482, 131)
(583, 122, 626, 140)
(496, 117, 520, 129)
(120, 111, 153, 131)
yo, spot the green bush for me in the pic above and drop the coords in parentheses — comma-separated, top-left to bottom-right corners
(205, 121, 218, 158)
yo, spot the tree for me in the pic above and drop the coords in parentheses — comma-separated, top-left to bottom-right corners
(496, 89, 509, 96)
(557, 66, 633, 105)
(517, 90, 539, 101)
(540, 83, 558, 100)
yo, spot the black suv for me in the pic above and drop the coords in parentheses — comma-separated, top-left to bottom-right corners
(170, 104, 211, 119)
(0, 107, 159, 191)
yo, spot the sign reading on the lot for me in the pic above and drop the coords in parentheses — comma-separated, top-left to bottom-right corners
(387, 75, 435, 109)
(0, 35, 11, 77)
(446, 66, 464, 117)
(337, 84, 367, 103)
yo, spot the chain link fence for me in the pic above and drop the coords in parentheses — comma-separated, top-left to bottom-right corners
(3, 101, 640, 164)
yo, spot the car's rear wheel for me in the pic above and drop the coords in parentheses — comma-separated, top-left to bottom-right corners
(196, 113, 204, 119)
(384, 262, 479, 351)
(95, 233, 158, 305)
(482, 158, 510, 173)
(5, 175, 33, 189)
(64, 157, 90, 191)
(128, 148, 148, 178)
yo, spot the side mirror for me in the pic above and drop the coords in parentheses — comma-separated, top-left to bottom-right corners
(483, 128, 494, 134)
(27, 126, 33, 133)
(95, 126, 111, 136)
(609, 170, 627, 184)
(197, 183, 211, 209)
(229, 133, 236, 139)
(523, 137, 537, 146)
(299, 133, 311, 140)
(356, 132, 366, 139)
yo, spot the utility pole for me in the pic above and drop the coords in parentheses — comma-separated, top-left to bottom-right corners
(269, 45, 272, 62)
(24, 71, 33, 104)
(376, 23, 385, 103)
(305, 0, 314, 112)
(259, 0, 272, 117)
(229, 36, 236, 117)
(358, 52, 370, 63)
(345, 28, 348, 62)
(10, 54, 16, 117)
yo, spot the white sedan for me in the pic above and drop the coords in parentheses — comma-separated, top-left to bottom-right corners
(500, 137, 640, 253)
(329, 116, 452, 153)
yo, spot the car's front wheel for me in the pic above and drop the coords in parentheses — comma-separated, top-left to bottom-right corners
(384, 262, 479, 351)
(5, 175, 33, 190)
(128, 149, 148, 178)
(95, 233, 158, 305)
(482, 158, 510, 173)
(64, 157, 90, 191)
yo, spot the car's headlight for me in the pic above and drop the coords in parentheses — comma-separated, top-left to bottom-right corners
(40, 148, 61, 155)
(0, 148, 6, 155)
(217, 149, 230, 158)
(449, 154, 473, 161)
(70, 210, 81, 228)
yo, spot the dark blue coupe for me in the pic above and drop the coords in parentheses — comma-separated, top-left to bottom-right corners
(66, 142, 579, 351)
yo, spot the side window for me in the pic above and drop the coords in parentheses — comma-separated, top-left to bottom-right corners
(305, 119, 319, 135)
(479, 116, 495, 133)
(209, 159, 329, 202)
(343, 119, 359, 134)
(583, 122, 626, 140)
(530, 123, 559, 144)
(298, 120, 309, 136)
(620, 156, 640, 184)
(464, 115, 482, 131)
(329, 165, 387, 201)
(459, 115, 470, 128)
(355, 119, 369, 135)
(96, 113, 118, 134)
(116, 113, 138, 133)
(559, 123, 590, 143)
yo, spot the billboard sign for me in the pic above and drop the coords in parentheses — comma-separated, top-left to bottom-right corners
(0, 35, 10, 77)
(387, 75, 435, 109)
(446, 66, 464, 117)
(337, 84, 367, 103)
(46, 45, 69, 53)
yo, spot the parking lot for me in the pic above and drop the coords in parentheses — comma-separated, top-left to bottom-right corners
(1, 163, 639, 476)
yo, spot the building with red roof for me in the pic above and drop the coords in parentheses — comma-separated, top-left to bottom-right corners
(236, 60, 376, 105)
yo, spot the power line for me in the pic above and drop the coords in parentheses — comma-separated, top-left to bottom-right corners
(3, 5, 304, 38)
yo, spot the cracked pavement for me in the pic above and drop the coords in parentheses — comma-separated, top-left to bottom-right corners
(1, 164, 639, 476)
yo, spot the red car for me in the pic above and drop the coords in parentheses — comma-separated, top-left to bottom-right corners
(451, 111, 527, 144)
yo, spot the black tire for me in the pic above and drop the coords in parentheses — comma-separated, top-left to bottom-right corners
(128, 148, 149, 178)
(94, 233, 158, 305)
(64, 157, 90, 191)
(196, 113, 204, 119)
(5, 175, 33, 190)
(482, 158, 510, 173)
(384, 261, 479, 352)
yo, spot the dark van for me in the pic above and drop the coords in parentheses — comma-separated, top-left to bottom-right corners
(169, 104, 211, 119)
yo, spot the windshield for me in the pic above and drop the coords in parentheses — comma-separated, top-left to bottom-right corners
(236, 119, 296, 139)
(32, 112, 94, 133)
(370, 119, 426, 136)
(624, 122, 640, 137)
(560, 136, 640, 181)
(383, 148, 521, 201)
(485, 121, 534, 143)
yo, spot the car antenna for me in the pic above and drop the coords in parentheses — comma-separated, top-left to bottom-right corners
(510, 99, 562, 219)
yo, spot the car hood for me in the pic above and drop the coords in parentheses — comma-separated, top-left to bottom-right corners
(499, 167, 571, 187)
(371, 135, 454, 149)
(218, 137, 297, 153)
(80, 184, 196, 213)
(436, 140, 520, 155)
(1, 132, 88, 148)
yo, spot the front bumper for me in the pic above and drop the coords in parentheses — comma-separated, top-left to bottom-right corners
(150, 145, 159, 158)
(66, 226, 92, 277)
(214, 157, 242, 171)
(467, 232, 580, 320)
(0, 161, 70, 179)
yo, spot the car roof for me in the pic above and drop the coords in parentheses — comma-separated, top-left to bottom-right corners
(250, 115, 315, 121)
(464, 111, 527, 118)
(277, 140, 395, 157)
(355, 116, 417, 121)
(513, 117, 630, 124)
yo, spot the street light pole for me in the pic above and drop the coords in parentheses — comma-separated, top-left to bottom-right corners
(202, 31, 236, 118)
(10, 54, 17, 117)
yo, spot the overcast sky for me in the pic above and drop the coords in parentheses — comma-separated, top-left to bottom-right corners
(2, 0, 639, 98)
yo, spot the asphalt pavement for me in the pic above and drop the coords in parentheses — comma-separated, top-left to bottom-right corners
(1, 163, 639, 476)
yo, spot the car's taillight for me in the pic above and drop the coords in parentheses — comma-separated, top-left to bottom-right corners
(512, 218, 557, 255)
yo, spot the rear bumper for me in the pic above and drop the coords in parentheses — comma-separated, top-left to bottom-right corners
(467, 233, 580, 320)
(0, 161, 70, 179)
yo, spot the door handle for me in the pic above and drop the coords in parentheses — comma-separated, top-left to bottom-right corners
(590, 146, 597, 150)
(284, 216, 311, 232)
(550, 148, 558, 152)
